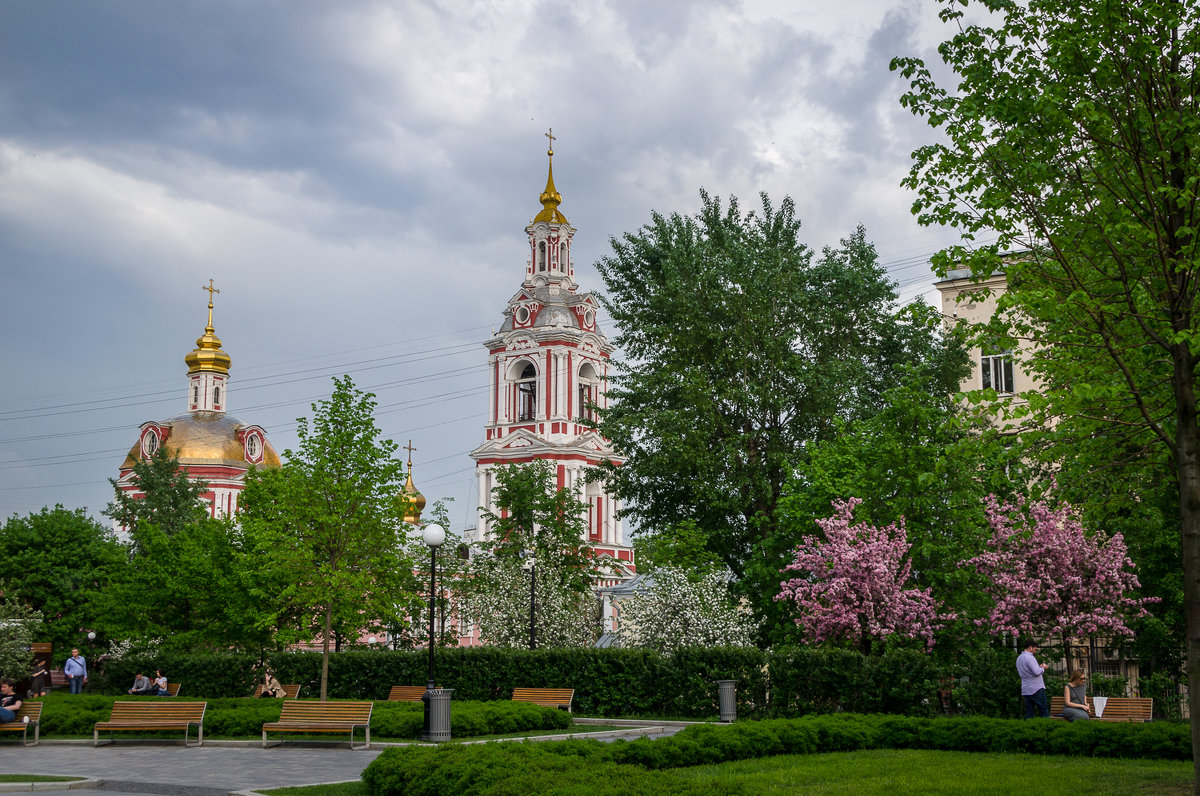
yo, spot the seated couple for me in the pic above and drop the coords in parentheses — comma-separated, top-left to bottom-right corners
(128, 669, 170, 696)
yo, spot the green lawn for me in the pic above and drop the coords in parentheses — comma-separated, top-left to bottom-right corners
(664, 750, 1192, 795)
(0, 775, 84, 783)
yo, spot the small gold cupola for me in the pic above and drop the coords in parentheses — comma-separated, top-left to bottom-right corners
(185, 279, 232, 376)
(533, 128, 568, 225)
(402, 439, 427, 524)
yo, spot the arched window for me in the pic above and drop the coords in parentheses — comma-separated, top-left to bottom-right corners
(560, 243, 567, 273)
(538, 241, 547, 272)
(577, 363, 599, 423)
(213, 386, 221, 406)
(192, 385, 198, 405)
(515, 362, 538, 421)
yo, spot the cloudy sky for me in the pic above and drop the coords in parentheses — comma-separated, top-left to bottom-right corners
(0, 0, 969, 530)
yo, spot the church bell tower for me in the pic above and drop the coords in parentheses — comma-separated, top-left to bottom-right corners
(469, 133, 634, 583)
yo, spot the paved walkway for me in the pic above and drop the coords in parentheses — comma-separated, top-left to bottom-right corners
(1, 723, 686, 795)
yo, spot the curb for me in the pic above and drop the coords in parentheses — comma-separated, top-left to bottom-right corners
(0, 780, 101, 792)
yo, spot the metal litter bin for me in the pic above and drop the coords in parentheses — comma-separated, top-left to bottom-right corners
(717, 680, 737, 723)
(422, 688, 453, 742)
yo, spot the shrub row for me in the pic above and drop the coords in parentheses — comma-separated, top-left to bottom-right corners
(28, 693, 567, 739)
(361, 713, 1192, 796)
(92, 645, 1052, 719)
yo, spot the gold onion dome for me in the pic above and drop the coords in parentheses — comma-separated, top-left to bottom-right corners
(185, 283, 232, 375)
(402, 470, 427, 524)
(533, 130, 568, 224)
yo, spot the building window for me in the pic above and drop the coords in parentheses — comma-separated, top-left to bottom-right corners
(560, 243, 567, 272)
(213, 386, 221, 406)
(192, 385, 198, 405)
(516, 362, 537, 421)
(538, 241, 547, 272)
(981, 350, 1015, 394)
(142, 429, 159, 459)
(577, 362, 598, 422)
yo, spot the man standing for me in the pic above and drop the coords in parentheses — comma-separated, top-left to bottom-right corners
(1017, 639, 1050, 718)
(64, 648, 87, 694)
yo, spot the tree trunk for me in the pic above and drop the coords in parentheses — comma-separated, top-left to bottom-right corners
(1170, 340, 1200, 792)
(320, 605, 332, 701)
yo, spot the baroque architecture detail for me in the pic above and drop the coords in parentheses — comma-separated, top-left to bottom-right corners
(114, 283, 280, 523)
(469, 135, 634, 584)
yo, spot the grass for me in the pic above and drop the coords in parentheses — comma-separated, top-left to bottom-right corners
(665, 749, 1193, 795)
(0, 775, 85, 783)
(262, 784, 363, 796)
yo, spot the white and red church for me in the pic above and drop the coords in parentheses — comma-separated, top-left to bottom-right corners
(114, 284, 280, 524)
(469, 137, 635, 587)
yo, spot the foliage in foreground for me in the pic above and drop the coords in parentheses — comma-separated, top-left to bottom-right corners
(362, 713, 1191, 796)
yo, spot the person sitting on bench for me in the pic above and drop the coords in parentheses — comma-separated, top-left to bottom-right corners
(0, 680, 23, 723)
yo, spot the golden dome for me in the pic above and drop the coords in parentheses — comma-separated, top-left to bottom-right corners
(185, 280, 232, 375)
(402, 469, 427, 524)
(119, 413, 281, 471)
(533, 130, 568, 225)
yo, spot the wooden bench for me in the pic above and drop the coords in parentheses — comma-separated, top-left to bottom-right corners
(254, 683, 301, 699)
(387, 685, 428, 702)
(0, 702, 42, 746)
(512, 687, 574, 712)
(93, 701, 207, 747)
(262, 700, 373, 750)
(1049, 695, 1153, 721)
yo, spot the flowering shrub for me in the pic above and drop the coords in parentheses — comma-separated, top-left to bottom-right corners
(613, 568, 756, 653)
(776, 498, 951, 651)
(964, 495, 1155, 640)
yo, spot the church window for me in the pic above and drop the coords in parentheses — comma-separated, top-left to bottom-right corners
(515, 305, 530, 326)
(142, 429, 159, 459)
(981, 349, 1015, 394)
(213, 386, 221, 406)
(246, 434, 259, 459)
(538, 241, 547, 272)
(577, 363, 599, 423)
(560, 243, 567, 272)
(516, 362, 538, 421)
(192, 385, 198, 405)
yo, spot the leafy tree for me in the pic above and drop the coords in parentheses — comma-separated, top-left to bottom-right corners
(768, 367, 1030, 647)
(104, 445, 209, 544)
(465, 461, 599, 648)
(0, 506, 124, 653)
(239, 376, 418, 699)
(892, 0, 1200, 762)
(0, 591, 42, 681)
(632, 519, 725, 582)
(99, 515, 282, 653)
(964, 495, 1156, 648)
(612, 567, 756, 654)
(595, 194, 965, 593)
(776, 498, 952, 653)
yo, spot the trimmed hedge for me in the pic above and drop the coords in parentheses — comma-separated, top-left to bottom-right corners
(86, 645, 1106, 720)
(24, 693, 568, 740)
(361, 714, 1193, 796)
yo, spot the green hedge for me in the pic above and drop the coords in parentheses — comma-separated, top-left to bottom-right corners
(361, 714, 1193, 796)
(85, 644, 1079, 720)
(25, 693, 567, 740)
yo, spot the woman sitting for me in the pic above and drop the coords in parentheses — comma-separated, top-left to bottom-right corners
(1061, 669, 1091, 722)
(258, 671, 285, 698)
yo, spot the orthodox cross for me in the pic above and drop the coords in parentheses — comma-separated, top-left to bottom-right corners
(404, 439, 417, 469)
(202, 279, 220, 327)
(545, 128, 555, 155)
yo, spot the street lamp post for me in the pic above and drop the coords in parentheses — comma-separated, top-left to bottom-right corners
(522, 551, 537, 650)
(421, 523, 447, 742)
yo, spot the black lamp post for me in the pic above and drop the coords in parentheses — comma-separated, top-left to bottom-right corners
(421, 523, 445, 741)
(522, 551, 537, 650)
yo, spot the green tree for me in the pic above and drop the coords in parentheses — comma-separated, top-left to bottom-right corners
(892, 0, 1200, 771)
(633, 519, 726, 582)
(595, 193, 966, 599)
(104, 445, 209, 544)
(465, 462, 599, 648)
(0, 506, 124, 653)
(239, 376, 419, 699)
(0, 591, 42, 681)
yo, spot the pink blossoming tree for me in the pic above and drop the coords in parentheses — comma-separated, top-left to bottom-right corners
(776, 498, 950, 652)
(965, 495, 1155, 645)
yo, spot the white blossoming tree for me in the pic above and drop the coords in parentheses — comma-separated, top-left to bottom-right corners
(613, 567, 756, 653)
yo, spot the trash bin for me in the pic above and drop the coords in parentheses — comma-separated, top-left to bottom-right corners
(717, 680, 737, 723)
(422, 688, 453, 742)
